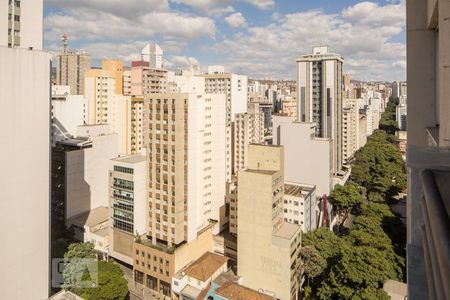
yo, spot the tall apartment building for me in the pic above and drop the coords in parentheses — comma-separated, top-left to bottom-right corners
(102, 60, 124, 95)
(142, 43, 164, 69)
(396, 104, 407, 131)
(406, 0, 450, 298)
(232, 103, 264, 174)
(342, 98, 360, 164)
(202, 69, 248, 181)
(392, 81, 407, 99)
(358, 113, 368, 149)
(123, 67, 132, 95)
(238, 145, 302, 300)
(84, 68, 131, 155)
(0, 1, 51, 297)
(51, 85, 84, 146)
(56, 36, 91, 95)
(130, 97, 145, 154)
(296, 46, 344, 174)
(1, 0, 43, 49)
(130, 60, 168, 96)
(134, 90, 226, 296)
(109, 155, 147, 265)
(144, 92, 226, 245)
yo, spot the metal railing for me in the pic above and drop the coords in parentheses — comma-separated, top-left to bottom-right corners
(420, 169, 450, 300)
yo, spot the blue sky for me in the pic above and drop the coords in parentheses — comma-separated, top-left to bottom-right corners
(43, 0, 406, 81)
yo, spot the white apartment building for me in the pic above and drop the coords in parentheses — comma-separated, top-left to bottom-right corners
(109, 154, 147, 265)
(51, 85, 84, 145)
(296, 46, 344, 175)
(1, 0, 43, 49)
(202, 68, 248, 182)
(273, 116, 333, 198)
(397, 104, 407, 131)
(0, 1, 51, 296)
(142, 43, 164, 69)
(232, 103, 264, 174)
(84, 69, 132, 155)
(284, 183, 317, 232)
(342, 98, 360, 164)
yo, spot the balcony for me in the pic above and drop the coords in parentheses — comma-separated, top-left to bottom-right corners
(407, 145, 450, 300)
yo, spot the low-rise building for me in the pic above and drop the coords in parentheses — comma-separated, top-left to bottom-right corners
(67, 207, 109, 258)
(284, 183, 317, 232)
(172, 252, 229, 299)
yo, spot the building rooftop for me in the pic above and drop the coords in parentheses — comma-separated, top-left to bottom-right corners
(180, 285, 202, 299)
(213, 270, 240, 286)
(273, 222, 301, 240)
(68, 207, 109, 228)
(112, 154, 146, 164)
(59, 138, 92, 148)
(183, 252, 229, 282)
(215, 282, 274, 300)
(284, 182, 316, 197)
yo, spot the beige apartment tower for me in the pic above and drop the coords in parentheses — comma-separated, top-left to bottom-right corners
(56, 36, 91, 95)
(238, 145, 302, 300)
(232, 103, 264, 174)
(342, 98, 360, 164)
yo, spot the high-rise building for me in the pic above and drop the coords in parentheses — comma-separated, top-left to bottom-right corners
(144, 91, 227, 245)
(1, 0, 43, 49)
(237, 144, 302, 300)
(232, 103, 264, 174)
(202, 69, 248, 181)
(102, 60, 124, 95)
(1, 1, 51, 297)
(406, 1, 450, 298)
(130, 60, 168, 96)
(56, 35, 91, 95)
(396, 104, 407, 131)
(109, 154, 147, 265)
(296, 46, 344, 174)
(142, 43, 164, 69)
(342, 98, 360, 164)
(392, 81, 407, 99)
(84, 68, 132, 155)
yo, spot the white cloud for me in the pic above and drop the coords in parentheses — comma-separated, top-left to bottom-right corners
(165, 55, 200, 70)
(225, 12, 247, 28)
(242, 0, 275, 10)
(211, 1, 406, 81)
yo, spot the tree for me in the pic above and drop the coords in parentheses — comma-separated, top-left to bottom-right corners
(329, 183, 364, 217)
(63, 242, 97, 290)
(299, 246, 326, 285)
(62, 242, 129, 300)
(78, 261, 128, 300)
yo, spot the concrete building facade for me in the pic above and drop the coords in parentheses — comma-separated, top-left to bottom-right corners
(296, 46, 344, 175)
(342, 98, 360, 164)
(406, 0, 450, 298)
(51, 85, 84, 146)
(0, 46, 51, 299)
(56, 48, 91, 95)
(109, 155, 147, 265)
(237, 145, 301, 300)
(284, 182, 317, 232)
(1, 0, 43, 49)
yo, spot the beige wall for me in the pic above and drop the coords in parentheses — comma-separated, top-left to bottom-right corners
(0, 47, 51, 300)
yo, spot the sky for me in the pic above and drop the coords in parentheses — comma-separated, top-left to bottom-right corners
(43, 0, 406, 81)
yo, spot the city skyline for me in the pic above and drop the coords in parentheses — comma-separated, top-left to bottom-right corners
(43, 0, 406, 81)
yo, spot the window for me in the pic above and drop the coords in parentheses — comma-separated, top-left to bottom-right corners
(114, 165, 134, 174)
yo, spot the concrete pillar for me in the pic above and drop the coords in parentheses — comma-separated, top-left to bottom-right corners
(407, 0, 438, 147)
(439, 0, 450, 147)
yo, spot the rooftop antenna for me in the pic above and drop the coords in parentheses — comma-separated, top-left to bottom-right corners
(61, 34, 68, 54)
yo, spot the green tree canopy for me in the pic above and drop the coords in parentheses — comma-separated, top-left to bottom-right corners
(329, 183, 364, 215)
